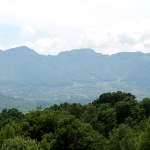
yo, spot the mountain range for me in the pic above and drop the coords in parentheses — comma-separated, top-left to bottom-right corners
(0, 46, 150, 108)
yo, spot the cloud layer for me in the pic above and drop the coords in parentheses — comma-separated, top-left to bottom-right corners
(78, 18, 150, 54)
(24, 37, 69, 55)
(20, 18, 150, 55)
(0, 0, 150, 55)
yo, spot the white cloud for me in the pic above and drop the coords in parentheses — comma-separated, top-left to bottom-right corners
(20, 26, 36, 37)
(0, 0, 148, 32)
(3, 17, 150, 55)
(24, 37, 70, 55)
(78, 18, 150, 54)
(0, 0, 150, 54)
(143, 39, 150, 47)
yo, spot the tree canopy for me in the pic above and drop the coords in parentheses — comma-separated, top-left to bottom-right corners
(0, 91, 149, 149)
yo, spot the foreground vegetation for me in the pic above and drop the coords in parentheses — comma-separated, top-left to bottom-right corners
(0, 91, 150, 149)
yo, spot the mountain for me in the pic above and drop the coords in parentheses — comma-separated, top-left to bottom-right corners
(0, 46, 150, 105)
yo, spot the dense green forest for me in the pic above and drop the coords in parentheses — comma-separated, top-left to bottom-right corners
(0, 91, 150, 149)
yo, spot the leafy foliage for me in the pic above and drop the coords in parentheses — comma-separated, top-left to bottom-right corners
(109, 124, 136, 150)
(1, 136, 39, 150)
(0, 91, 150, 149)
(92, 91, 135, 106)
(141, 98, 150, 118)
(137, 118, 150, 150)
(0, 108, 23, 128)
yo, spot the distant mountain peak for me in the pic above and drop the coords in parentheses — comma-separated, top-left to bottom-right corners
(58, 48, 99, 57)
(6, 46, 34, 52)
(5, 46, 38, 55)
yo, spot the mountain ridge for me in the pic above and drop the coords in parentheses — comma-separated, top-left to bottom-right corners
(0, 46, 150, 102)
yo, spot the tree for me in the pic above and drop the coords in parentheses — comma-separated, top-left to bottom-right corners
(0, 122, 22, 147)
(0, 108, 24, 128)
(65, 103, 85, 119)
(141, 98, 150, 118)
(92, 91, 135, 106)
(1, 136, 40, 150)
(51, 116, 108, 150)
(40, 136, 51, 150)
(115, 97, 145, 126)
(137, 118, 150, 150)
(81, 104, 97, 123)
(93, 104, 116, 137)
(109, 124, 136, 150)
(22, 108, 62, 141)
(50, 102, 85, 119)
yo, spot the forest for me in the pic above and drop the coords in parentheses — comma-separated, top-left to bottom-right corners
(0, 91, 150, 150)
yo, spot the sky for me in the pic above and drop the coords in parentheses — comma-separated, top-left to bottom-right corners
(0, 0, 150, 55)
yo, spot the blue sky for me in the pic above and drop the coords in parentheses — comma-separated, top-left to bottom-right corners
(0, 0, 150, 55)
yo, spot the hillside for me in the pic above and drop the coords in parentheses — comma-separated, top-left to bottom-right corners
(0, 94, 54, 112)
(0, 46, 150, 102)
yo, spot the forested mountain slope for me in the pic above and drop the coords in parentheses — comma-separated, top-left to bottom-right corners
(0, 46, 150, 101)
